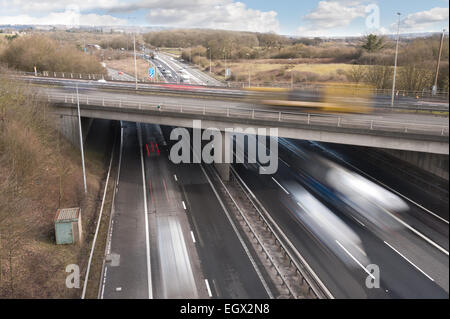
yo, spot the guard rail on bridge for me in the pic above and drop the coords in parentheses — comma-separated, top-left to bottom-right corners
(46, 92, 449, 138)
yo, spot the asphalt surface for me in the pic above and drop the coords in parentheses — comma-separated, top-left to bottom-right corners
(279, 139, 448, 295)
(107, 67, 136, 82)
(153, 51, 224, 86)
(101, 122, 150, 299)
(292, 141, 449, 250)
(159, 125, 271, 298)
(141, 123, 203, 299)
(100, 120, 271, 298)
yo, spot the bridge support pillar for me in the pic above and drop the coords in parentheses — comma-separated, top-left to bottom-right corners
(214, 130, 230, 181)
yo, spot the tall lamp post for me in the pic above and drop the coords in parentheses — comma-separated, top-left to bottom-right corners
(246, 53, 251, 87)
(133, 33, 138, 90)
(208, 47, 212, 74)
(432, 29, 446, 95)
(76, 84, 87, 194)
(391, 12, 401, 107)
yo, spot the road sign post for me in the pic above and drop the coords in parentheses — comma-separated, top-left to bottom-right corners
(149, 68, 155, 79)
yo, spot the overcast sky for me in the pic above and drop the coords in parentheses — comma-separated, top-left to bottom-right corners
(0, 0, 448, 36)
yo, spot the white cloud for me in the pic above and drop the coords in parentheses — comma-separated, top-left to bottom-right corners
(146, 1, 280, 32)
(1, 0, 124, 14)
(0, 9, 127, 26)
(296, 0, 369, 37)
(0, 0, 280, 32)
(303, 1, 366, 29)
(393, 7, 449, 33)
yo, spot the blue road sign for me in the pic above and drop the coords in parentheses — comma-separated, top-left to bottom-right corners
(149, 68, 155, 78)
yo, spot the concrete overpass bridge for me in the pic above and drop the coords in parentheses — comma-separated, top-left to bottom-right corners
(46, 89, 448, 155)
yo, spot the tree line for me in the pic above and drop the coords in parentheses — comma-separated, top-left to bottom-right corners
(0, 35, 106, 74)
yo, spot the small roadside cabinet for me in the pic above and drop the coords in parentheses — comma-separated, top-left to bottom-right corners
(54, 207, 82, 245)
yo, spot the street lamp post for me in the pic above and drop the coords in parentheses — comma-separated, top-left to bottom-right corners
(209, 47, 212, 74)
(133, 33, 138, 90)
(432, 29, 446, 95)
(246, 53, 251, 87)
(223, 49, 227, 78)
(76, 84, 87, 194)
(391, 12, 401, 107)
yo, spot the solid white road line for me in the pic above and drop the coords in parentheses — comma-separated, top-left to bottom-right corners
(116, 124, 124, 188)
(335, 240, 375, 279)
(377, 204, 449, 256)
(384, 241, 434, 281)
(100, 267, 108, 299)
(271, 177, 290, 195)
(138, 123, 153, 299)
(204, 279, 212, 297)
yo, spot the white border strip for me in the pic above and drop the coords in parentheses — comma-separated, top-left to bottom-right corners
(335, 240, 374, 280)
(384, 241, 434, 281)
(137, 123, 153, 299)
(271, 177, 290, 195)
(204, 279, 212, 297)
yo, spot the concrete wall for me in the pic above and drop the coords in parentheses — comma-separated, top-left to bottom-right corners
(382, 149, 449, 180)
(56, 114, 93, 149)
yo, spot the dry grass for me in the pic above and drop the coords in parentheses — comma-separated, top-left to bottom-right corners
(210, 59, 354, 84)
(292, 63, 354, 74)
(0, 74, 108, 298)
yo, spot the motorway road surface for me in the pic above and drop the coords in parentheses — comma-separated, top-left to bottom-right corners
(141, 123, 204, 298)
(278, 139, 449, 294)
(292, 141, 449, 251)
(101, 121, 207, 298)
(107, 67, 136, 82)
(100, 122, 150, 298)
(153, 51, 224, 86)
(100, 121, 271, 298)
(231, 134, 448, 298)
(159, 125, 271, 298)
